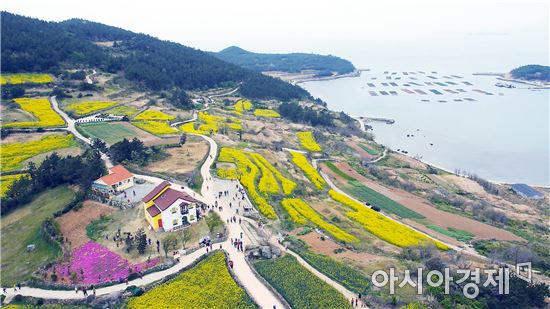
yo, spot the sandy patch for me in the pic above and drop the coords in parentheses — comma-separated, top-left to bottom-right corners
(145, 138, 208, 174)
(56, 200, 115, 249)
(297, 232, 389, 268)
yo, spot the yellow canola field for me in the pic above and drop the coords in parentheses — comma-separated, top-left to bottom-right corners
(2, 98, 65, 128)
(180, 112, 242, 135)
(1, 73, 53, 85)
(0, 174, 29, 197)
(289, 151, 326, 189)
(218, 148, 278, 219)
(328, 190, 448, 249)
(249, 153, 296, 195)
(64, 101, 117, 116)
(2, 134, 77, 172)
(134, 110, 175, 121)
(217, 167, 238, 179)
(253, 109, 280, 118)
(131, 121, 178, 135)
(127, 252, 256, 309)
(296, 131, 321, 152)
(233, 99, 253, 115)
(281, 198, 358, 243)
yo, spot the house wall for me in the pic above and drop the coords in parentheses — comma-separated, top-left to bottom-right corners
(161, 200, 184, 231)
(113, 177, 135, 192)
(143, 203, 161, 230)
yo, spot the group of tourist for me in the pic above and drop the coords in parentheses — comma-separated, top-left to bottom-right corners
(350, 293, 366, 307)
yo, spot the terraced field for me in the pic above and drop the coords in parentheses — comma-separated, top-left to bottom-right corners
(127, 252, 256, 309)
(2, 98, 65, 128)
(64, 101, 117, 116)
(1, 134, 77, 172)
(328, 190, 448, 249)
(296, 131, 321, 152)
(131, 121, 179, 135)
(281, 198, 357, 243)
(181, 111, 242, 134)
(289, 151, 326, 189)
(0, 73, 53, 85)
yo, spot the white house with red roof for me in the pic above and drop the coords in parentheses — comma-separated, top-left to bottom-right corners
(142, 181, 200, 231)
(92, 164, 135, 195)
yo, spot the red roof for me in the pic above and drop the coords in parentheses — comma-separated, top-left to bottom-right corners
(153, 188, 197, 211)
(97, 165, 133, 186)
(146, 205, 161, 217)
(142, 181, 170, 203)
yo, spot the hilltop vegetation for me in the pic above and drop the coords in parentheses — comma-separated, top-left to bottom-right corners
(1, 12, 310, 101)
(213, 46, 355, 75)
(510, 64, 550, 82)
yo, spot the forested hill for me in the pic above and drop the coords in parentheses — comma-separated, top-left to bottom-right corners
(1, 12, 310, 101)
(213, 46, 355, 75)
(510, 65, 550, 82)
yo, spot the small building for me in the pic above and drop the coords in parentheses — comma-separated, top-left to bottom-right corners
(511, 183, 544, 200)
(142, 181, 200, 232)
(92, 165, 135, 195)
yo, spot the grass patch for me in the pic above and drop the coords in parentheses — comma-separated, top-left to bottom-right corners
(86, 215, 113, 241)
(294, 249, 370, 294)
(346, 180, 424, 219)
(0, 186, 75, 285)
(426, 224, 474, 242)
(78, 122, 139, 144)
(359, 144, 381, 156)
(254, 254, 352, 309)
(127, 251, 256, 308)
(325, 161, 355, 181)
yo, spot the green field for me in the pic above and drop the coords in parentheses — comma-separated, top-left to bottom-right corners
(346, 180, 425, 219)
(0, 186, 76, 285)
(325, 161, 356, 181)
(359, 143, 381, 156)
(427, 224, 474, 242)
(254, 255, 352, 309)
(77, 122, 138, 144)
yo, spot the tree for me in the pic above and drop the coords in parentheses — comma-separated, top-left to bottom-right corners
(179, 133, 187, 146)
(205, 212, 224, 235)
(136, 229, 147, 255)
(180, 228, 193, 250)
(162, 234, 179, 257)
(91, 138, 107, 153)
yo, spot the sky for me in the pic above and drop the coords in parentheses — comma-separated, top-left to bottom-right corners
(2, 0, 548, 68)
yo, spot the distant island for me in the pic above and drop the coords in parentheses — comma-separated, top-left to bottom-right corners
(510, 64, 550, 82)
(212, 46, 356, 76)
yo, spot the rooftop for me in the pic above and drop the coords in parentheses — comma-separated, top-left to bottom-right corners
(95, 165, 133, 186)
(511, 183, 544, 199)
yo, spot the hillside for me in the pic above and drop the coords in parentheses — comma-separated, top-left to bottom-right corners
(510, 64, 550, 82)
(213, 46, 355, 75)
(0, 12, 310, 101)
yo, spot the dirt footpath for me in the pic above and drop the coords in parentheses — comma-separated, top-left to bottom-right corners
(322, 162, 524, 242)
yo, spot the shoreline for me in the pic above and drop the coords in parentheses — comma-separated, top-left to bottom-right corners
(296, 71, 548, 189)
(368, 131, 550, 189)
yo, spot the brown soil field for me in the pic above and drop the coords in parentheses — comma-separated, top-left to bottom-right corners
(346, 141, 374, 160)
(56, 200, 115, 249)
(145, 138, 208, 174)
(322, 162, 524, 242)
(297, 232, 390, 268)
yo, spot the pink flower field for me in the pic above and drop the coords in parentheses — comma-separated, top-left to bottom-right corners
(52, 241, 159, 285)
